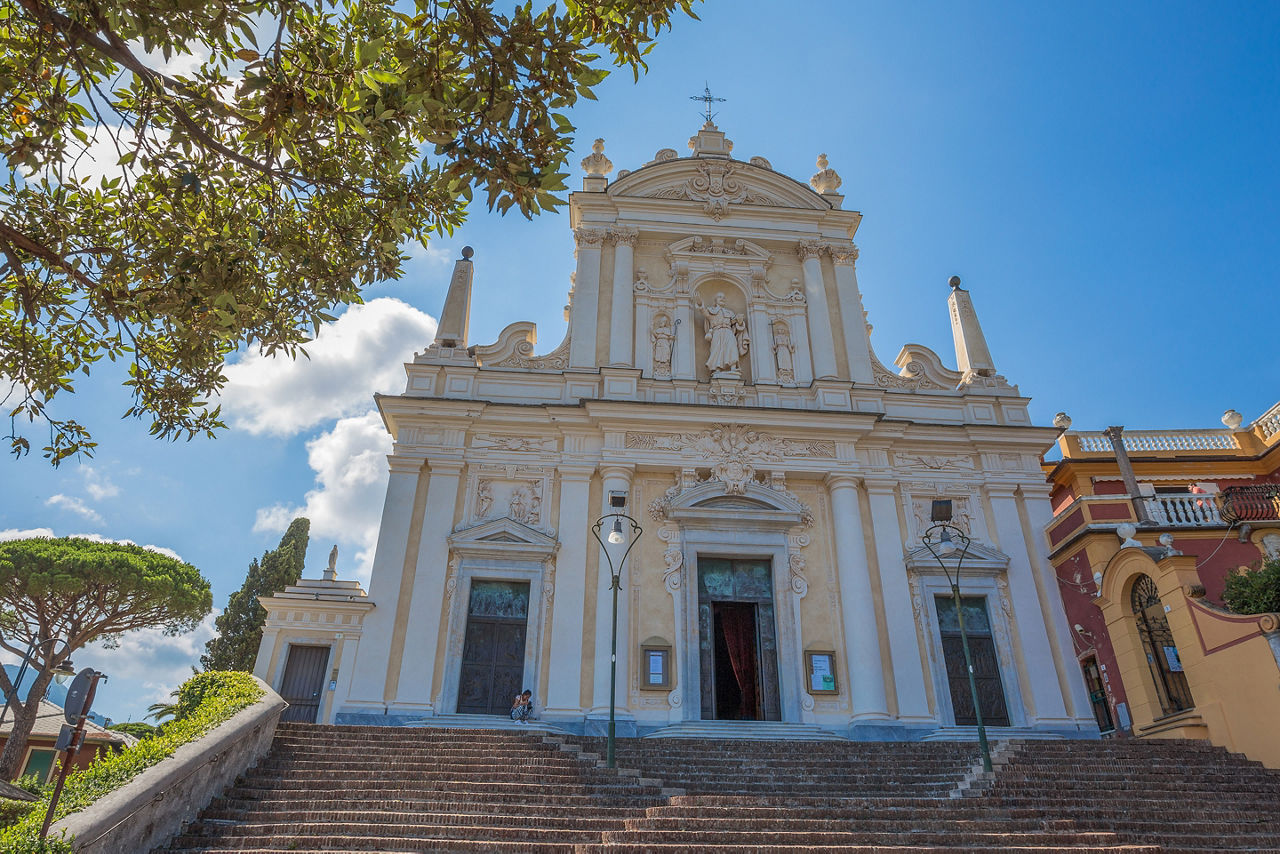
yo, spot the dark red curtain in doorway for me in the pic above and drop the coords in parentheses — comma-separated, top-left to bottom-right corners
(719, 605, 758, 718)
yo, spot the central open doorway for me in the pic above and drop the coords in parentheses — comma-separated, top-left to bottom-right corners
(698, 557, 781, 721)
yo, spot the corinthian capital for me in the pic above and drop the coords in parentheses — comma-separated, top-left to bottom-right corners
(608, 225, 639, 247)
(797, 239, 827, 262)
(574, 227, 607, 248)
(829, 244, 859, 267)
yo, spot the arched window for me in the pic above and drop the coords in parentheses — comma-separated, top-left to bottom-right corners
(1130, 574, 1194, 715)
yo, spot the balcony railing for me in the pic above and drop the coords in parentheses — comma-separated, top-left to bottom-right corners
(1075, 430, 1240, 454)
(1143, 494, 1224, 527)
(1219, 485, 1280, 524)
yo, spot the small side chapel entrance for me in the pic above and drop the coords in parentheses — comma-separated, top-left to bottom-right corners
(698, 558, 782, 721)
(457, 580, 529, 715)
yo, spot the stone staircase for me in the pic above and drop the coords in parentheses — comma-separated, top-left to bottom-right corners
(159, 723, 1280, 853)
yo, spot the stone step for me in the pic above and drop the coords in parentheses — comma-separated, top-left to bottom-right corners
(640, 721, 850, 741)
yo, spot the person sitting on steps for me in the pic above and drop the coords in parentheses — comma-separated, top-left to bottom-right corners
(510, 689, 533, 724)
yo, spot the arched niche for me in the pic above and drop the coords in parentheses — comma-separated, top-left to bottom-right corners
(691, 276, 752, 384)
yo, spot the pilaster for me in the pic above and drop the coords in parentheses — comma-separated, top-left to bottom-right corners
(827, 475, 890, 720)
(590, 465, 636, 726)
(799, 240, 838, 380)
(986, 484, 1071, 722)
(864, 478, 932, 721)
(544, 465, 596, 717)
(568, 227, 606, 369)
(830, 245, 875, 384)
(392, 458, 465, 713)
(607, 227, 637, 366)
(344, 454, 424, 709)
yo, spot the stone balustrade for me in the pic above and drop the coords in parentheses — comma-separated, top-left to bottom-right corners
(1072, 430, 1239, 455)
(1252, 402, 1280, 441)
(1143, 493, 1224, 527)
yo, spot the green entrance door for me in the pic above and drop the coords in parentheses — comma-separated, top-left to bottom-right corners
(457, 580, 530, 715)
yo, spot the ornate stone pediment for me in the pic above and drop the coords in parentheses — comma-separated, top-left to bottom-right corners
(608, 158, 835, 220)
(666, 235, 772, 263)
(448, 517, 559, 559)
(904, 540, 1010, 576)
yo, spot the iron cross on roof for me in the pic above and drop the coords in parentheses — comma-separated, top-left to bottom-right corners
(690, 84, 726, 124)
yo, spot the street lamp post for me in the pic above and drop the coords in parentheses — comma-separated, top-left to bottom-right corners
(591, 511, 642, 769)
(921, 500, 992, 773)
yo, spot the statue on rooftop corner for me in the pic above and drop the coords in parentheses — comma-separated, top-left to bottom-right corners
(328, 545, 338, 573)
(696, 292, 749, 375)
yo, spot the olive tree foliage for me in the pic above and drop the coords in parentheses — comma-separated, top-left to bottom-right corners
(0, 536, 212, 780)
(1, 0, 698, 464)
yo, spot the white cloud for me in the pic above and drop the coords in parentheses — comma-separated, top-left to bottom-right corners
(407, 240, 454, 267)
(83, 467, 120, 501)
(0, 527, 55, 541)
(46, 494, 104, 524)
(72, 611, 219, 723)
(131, 40, 210, 79)
(220, 298, 436, 437)
(254, 411, 390, 582)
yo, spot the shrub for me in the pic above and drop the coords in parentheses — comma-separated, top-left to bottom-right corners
(0, 799, 35, 829)
(1223, 558, 1280, 615)
(0, 671, 262, 852)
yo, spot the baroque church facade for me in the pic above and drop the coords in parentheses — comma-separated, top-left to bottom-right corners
(254, 122, 1098, 739)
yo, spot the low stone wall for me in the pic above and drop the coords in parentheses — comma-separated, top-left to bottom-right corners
(51, 676, 286, 854)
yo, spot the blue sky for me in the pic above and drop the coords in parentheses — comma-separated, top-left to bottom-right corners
(4, 0, 1278, 723)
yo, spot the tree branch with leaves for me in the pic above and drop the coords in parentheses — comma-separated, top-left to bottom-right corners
(1, 0, 699, 463)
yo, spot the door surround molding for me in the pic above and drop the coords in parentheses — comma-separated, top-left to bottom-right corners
(438, 518, 558, 715)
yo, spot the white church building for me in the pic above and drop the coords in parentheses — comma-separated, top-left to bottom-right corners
(253, 122, 1099, 740)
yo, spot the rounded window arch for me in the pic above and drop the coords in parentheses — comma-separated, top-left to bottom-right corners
(1129, 574, 1194, 715)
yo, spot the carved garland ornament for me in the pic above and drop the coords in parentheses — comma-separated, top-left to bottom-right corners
(647, 161, 781, 221)
(628, 426, 833, 498)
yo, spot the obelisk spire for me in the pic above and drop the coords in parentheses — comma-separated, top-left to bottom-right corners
(433, 246, 474, 349)
(946, 275, 997, 380)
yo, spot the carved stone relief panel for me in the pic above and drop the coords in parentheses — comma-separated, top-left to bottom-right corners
(466, 465, 551, 530)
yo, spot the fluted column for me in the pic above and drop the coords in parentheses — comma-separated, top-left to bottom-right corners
(590, 465, 635, 717)
(393, 458, 465, 712)
(544, 465, 595, 716)
(568, 227, 606, 369)
(864, 479, 933, 721)
(798, 241, 838, 379)
(830, 245, 875, 384)
(827, 475, 890, 720)
(607, 227, 637, 366)
(345, 454, 424, 708)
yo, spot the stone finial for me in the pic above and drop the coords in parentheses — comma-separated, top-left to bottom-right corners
(1053, 412, 1072, 430)
(809, 153, 842, 195)
(1116, 523, 1141, 549)
(1222, 409, 1244, 430)
(581, 138, 613, 176)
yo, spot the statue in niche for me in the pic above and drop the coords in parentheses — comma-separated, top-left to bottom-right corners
(772, 320, 795, 384)
(476, 480, 493, 517)
(651, 314, 675, 378)
(695, 292, 749, 375)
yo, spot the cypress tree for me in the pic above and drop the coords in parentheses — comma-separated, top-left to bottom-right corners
(202, 518, 310, 672)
